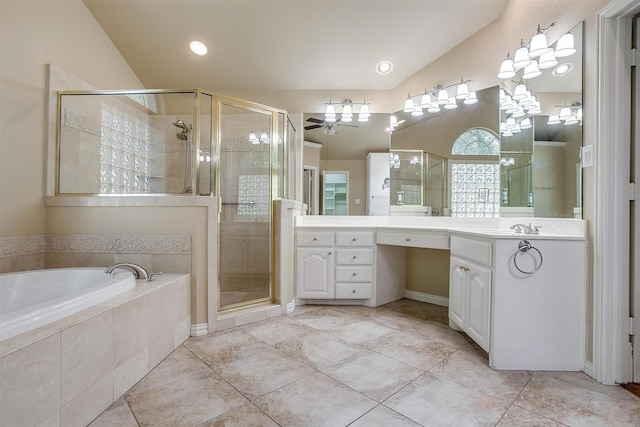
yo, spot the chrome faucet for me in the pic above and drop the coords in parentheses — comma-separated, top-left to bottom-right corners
(510, 223, 534, 234)
(104, 263, 158, 281)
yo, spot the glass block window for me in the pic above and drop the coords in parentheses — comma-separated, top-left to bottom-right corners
(238, 175, 270, 216)
(450, 163, 500, 218)
(100, 105, 162, 194)
(451, 128, 500, 156)
(400, 184, 422, 205)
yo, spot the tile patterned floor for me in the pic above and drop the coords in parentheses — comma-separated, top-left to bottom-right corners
(90, 300, 640, 426)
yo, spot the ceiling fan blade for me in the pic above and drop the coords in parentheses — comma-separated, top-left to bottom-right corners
(304, 124, 322, 130)
(337, 124, 359, 128)
(306, 117, 324, 124)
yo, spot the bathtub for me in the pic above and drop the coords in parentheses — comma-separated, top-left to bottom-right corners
(0, 267, 135, 341)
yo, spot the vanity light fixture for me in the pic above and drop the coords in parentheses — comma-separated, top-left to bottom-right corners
(189, 40, 208, 56)
(554, 33, 576, 57)
(497, 53, 517, 79)
(403, 94, 415, 113)
(260, 132, 269, 144)
(249, 132, 260, 144)
(455, 79, 470, 99)
(323, 99, 371, 123)
(513, 40, 532, 69)
(444, 97, 458, 110)
(420, 92, 431, 108)
(437, 86, 450, 105)
(411, 105, 424, 117)
(537, 51, 559, 69)
(529, 23, 556, 58)
(427, 103, 441, 113)
(464, 91, 479, 105)
(522, 61, 542, 79)
(199, 151, 211, 162)
(547, 115, 561, 125)
(519, 117, 532, 129)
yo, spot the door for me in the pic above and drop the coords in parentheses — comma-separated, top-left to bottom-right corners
(218, 102, 273, 310)
(303, 167, 317, 215)
(448, 256, 467, 329)
(466, 262, 492, 352)
(296, 248, 334, 298)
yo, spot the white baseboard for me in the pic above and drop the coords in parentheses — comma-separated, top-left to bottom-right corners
(190, 323, 208, 337)
(404, 290, 449, 307)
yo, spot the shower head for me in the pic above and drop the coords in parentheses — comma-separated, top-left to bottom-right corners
(173, 119, 191, 132)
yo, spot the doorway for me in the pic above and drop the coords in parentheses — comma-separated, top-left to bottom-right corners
(303, 166, 318, 215)
(631, 13, 639, 382)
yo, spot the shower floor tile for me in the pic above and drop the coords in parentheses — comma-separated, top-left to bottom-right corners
(90, 299, 640, 426)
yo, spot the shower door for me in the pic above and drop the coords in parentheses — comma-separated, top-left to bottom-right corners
(218, 102, 273, 310)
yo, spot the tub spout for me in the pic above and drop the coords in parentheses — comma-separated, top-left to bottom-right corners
(105, 263, 150, 280)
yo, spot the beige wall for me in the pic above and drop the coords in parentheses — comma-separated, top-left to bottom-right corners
(0, 0, 143, 239)
(405, 248, 451, 297)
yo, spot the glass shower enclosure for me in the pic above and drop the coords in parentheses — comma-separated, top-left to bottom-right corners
(56, 89, 290, 312)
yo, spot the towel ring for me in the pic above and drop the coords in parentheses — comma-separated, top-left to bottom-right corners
(513, 240, 543, 275)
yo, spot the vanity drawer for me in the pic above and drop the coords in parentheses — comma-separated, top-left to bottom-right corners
(335, 231, 374, 247)
(296, 231, 334, 247)
(335, 266, 374, 282)
(335, 282, 373, 299)
(376, 229, 449, 249)
(450, 235, 492, 266)
(335, 248, 373, 265)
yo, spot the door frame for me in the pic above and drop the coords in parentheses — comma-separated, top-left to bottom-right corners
(303, 165, 319, 215)
(594, 0, 640, 384)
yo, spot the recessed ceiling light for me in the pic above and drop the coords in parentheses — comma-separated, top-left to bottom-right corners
(376, 60, 393, 75)
(552, 62, 573, 76)
(189, 41, 208, 56)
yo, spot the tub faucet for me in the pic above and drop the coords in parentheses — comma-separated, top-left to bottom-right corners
(510, 223, 534, 234)
(105, 263, 151, 280)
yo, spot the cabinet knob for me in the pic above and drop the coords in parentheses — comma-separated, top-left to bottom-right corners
(406, 237, 411, 242)
(328, 251, 332, 255)
(352, 237, 357, 242)
(352, 272, 357, 277)
(352, 289, 356, 294)
(352, 255, 357, 259)
(313, 237, 317, 241)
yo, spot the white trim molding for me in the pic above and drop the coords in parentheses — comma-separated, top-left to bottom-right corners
(287, 299, 296, 314)
(594, 0, 640, 385)
(405, 290, 449, 307)
(190, 323, 208, 337)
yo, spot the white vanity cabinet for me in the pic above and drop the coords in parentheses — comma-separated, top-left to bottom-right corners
(295, 231, 335, 298)
(448, 236, 493, 352)
(295, 228, 375, 302)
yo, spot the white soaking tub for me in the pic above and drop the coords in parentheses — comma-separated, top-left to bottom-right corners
(0, 267, 135, 341)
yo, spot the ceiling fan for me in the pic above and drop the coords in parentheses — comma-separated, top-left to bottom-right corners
(304, 117, 359, 134)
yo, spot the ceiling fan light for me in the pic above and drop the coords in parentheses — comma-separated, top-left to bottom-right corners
(456, 83, 469, 99)
(522, 61, 542, 79)
(464, 91, 478, 105)
(513, 47, 531, 69)
(437, 88, 449, 105)
(537, 51, 558, 69)
(403, 96, 415, 113)
(555, 33, 576, 57)
(497, 59, 516, 79)
(529, 32, 552, 58)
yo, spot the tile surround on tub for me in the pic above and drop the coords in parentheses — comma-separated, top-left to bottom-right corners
(0, 274, 190, 427)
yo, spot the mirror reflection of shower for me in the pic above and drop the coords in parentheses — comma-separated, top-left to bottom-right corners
(173, 118, 193, 193)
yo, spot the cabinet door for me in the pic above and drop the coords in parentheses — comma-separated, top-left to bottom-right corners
(296, 247, 335, 299)
(466, 262, 492, 352)
(449, 256, 467, 329)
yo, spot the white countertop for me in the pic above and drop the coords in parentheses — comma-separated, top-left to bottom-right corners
(295, 215, 587, 240)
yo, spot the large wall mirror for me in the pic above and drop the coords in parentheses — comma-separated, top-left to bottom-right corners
(390, 21, 583, 219)
(302, 113, 390, 215)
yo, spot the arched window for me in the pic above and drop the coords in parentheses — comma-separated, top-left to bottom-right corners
(451, 127, 499, 156)
(449, 128, 501, 218)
